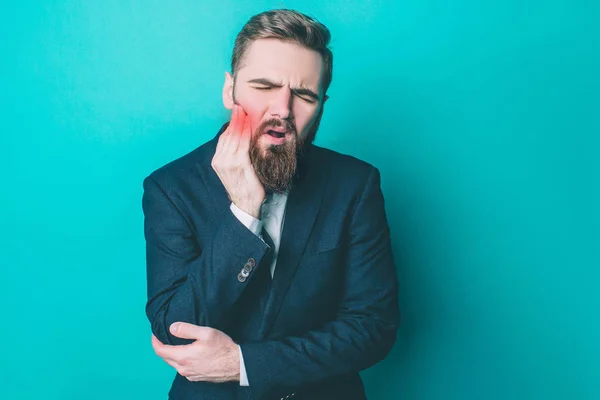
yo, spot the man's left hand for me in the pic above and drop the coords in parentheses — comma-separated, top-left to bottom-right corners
(151, 323, 240, 383)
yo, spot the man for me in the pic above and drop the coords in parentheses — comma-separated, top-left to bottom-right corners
(142, 9, 399, 400)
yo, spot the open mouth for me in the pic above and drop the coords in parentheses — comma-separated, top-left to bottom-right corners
(266, 129, 286, 138)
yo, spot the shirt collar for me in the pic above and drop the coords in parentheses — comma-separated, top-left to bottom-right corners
(264, 189, 289, 206)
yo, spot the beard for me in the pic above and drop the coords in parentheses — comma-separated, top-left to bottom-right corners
(249, 118, 312, 194)
(232, 81, 324, 194)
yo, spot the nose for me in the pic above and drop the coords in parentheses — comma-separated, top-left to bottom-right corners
(268, 87, 293, 120)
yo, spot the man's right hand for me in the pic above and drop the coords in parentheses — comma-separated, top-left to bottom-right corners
(211, 105, 265, 219)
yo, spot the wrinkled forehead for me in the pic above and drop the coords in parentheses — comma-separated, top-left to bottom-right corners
(236, 38, 325, 95)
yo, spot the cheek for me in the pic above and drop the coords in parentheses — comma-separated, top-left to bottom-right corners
(235, 93, 267, 134)
(245, 109, 265, 135)
(293, 105, 320, 137)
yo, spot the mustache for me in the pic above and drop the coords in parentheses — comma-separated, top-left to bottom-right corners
(257, 118, 297, 136)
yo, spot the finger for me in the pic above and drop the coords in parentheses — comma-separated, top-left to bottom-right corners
(215, 111, 235, 161)
(151, 334, 161, 345)
(214, 134, 224, 158)
(229, 108, 247, 154)
(237, 111, 252, 153)
(151, 332, 187, 361)
(230, 104, 242, 134)
(152, 338, 189, 363)
(163, 356, 183, 371)
(151, 335, 169, 358)
(222, 105, 241, 153)
(151, 334, 165, 353)
(217, 106, 236, 156)
(170, 322, 214, 341)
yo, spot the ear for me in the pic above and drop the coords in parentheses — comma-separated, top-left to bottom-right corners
(222, 72, 234, 110)
(323, 94, 329, 104)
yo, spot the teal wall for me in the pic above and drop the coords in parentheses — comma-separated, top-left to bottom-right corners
(2, 1, 598, 399)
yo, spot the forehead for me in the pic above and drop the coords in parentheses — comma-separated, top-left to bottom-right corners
(237, 38, 325, 92)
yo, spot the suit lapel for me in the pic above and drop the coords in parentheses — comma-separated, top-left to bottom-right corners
(259, 148, 331, 337)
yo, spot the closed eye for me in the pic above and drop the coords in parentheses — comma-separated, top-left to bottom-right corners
(248, 79, 319, 103)
(295, 93, 316, 103)
(252, 86, 273, 91)
(291, 88, 319, 104)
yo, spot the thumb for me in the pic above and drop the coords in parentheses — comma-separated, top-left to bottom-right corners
(170, 322, 210, 340)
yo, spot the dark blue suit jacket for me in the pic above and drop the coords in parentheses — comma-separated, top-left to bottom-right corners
(142, 125, 400, 399)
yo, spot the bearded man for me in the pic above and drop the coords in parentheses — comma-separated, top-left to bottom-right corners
(142, 9, 399, 400)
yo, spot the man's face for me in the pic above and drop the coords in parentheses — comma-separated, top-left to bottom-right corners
(222, 38, 327, 193)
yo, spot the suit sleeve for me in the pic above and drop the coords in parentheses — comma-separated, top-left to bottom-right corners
(239, 167, 400, 399)
(142, 175, 271, 345)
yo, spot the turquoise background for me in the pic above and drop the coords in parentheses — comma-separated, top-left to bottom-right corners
(1, 0, 599, 399)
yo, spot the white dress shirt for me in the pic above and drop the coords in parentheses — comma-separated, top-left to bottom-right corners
(230, 191, 289, 386)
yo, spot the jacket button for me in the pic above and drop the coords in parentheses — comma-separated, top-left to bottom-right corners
(240, 269, 250, 278)
(247, 258, 256, 267)
(243, 263, 253, 273)
(237, 272, 247, 283)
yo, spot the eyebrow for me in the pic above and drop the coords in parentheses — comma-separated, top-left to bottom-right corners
(247, 78, 320, 101)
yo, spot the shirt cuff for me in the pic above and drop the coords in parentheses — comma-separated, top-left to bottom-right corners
(239, 345, 249, 386)
(230, 202, 263, 237)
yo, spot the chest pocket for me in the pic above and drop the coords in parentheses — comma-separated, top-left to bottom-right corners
(298, 246, 344, 267)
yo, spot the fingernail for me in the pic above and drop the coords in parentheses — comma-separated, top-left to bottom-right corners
(170, 323, 179, 333)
